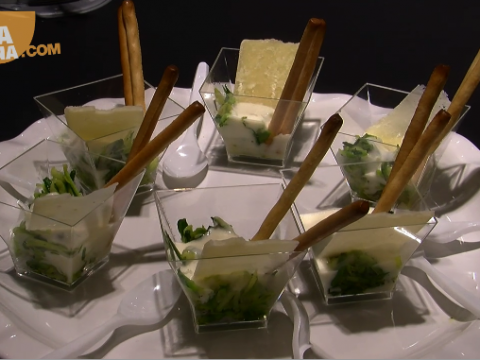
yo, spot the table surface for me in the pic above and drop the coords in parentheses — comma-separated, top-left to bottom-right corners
(1, 0, 479, 148)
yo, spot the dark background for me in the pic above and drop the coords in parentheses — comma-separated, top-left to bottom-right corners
(1, 0, 479, 148)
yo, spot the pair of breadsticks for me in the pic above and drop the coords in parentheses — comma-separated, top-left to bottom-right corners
(374, 48, 480, 213)
(106, 1, 205, 190)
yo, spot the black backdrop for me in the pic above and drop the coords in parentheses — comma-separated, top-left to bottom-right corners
(2, 0, 479, 148)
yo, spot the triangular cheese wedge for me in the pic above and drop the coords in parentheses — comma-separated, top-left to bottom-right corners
(27, 184, 117, 228)
(64, 106, 143, 142)
(365, 85, 451, 146)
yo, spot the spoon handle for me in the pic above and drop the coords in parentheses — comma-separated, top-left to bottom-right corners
(280, 291, 311, 359)
(190, 62, 209, 105)
(41, 313, 131, 359)
(187, 62, 209, 137)
(428, 221, 480, 243)
(408, 256, 480, 318)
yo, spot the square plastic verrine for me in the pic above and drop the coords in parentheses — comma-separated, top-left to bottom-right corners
(281, 165, 437, 304)
(34, 74, 184, 192)
(0, 139, 144, 291)
(154, 184, 307, 333)
(200, 47, 324, 168)
(332, 83, 471, 200)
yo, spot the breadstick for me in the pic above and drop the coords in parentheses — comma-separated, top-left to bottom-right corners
(266, 18, 326, 144)
(294, 200, 370, 251)
(127, 65, 179, 162)
(251, 113, 343, 241)
(373, 109, 451, 213)
(122, 0, 145, 111)
(429, 48, 480, 155)
(388, 64, 450, 180)
(118, 5, 133, 106)
(106, 102, 205, 189)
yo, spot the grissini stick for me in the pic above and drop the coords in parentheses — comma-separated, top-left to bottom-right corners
(388, 64, 450, 180)
(428, 48, 480, 156)
(251, 113, 343, 241)
(121, 0, 145, 111)
(118, 5, 133, 106)
(294, 200, 370, 252)
(105, 102, 205, 189)
(373, 109, 451, 214)
(266, 18, 326, 144)
(127, 65, 179, 162)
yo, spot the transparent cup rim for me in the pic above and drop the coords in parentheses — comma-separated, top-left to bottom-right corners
(165, 243, 307, 262)
(33, 74, 154, 100)
(336, 82, 472, 117)
(280, 165, 438, 228)
(199, 46, 325, 104)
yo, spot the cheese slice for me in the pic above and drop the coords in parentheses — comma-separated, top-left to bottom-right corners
(27, 184, 117, 228)
(365, 85, 451, 146)
(235, 39, 298, 104)
(193, 237, 298, 281)
(64, 105, 144, 142)
(305, 209, 434, 263)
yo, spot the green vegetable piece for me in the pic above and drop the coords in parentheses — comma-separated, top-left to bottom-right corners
(26, 259, 67, 283)
(23, 238, 72, 256)
(210, 216, 234, 232)
(182, 249, 197, 260)
(52, 178, 67, 194)
(43, 177, 52, 193)
(339, 134, 400, 202)
(178, 270, 202, 294)
(34, 165, 82, 198)
(327, 250, 389, 296)
(63, 164, 81, 197)
(380, 161, 393, 180)
(253, 129, 271, 144)
(214, 88, 225, 105)
(177, 218, 208, 243)
(214, 85, 236, 127)
(241, 118, 271, 145)
(184, 270, 275, 325)
(339, 134, 377, 162)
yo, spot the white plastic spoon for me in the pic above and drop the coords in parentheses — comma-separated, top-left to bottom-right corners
(426, 219, 480, 243)
(41, 269, 182, 359)
(280, 290, 311, 359)
(163, 62, 209, 179)
(407, 255, 480, 318)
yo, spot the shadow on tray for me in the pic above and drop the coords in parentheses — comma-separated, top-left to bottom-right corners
(80, 280, 295, 359)
(289, 257, 475, 336)
(0, 242, 165, 317)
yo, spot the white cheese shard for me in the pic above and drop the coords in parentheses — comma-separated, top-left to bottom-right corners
(64, 105, 144, 142)
(365, 85, 451, 146)
(193, 237, 298, 281)
(27, 184, 117, 228)
(235, 39, 298, 104)
(303, 209, 434, 269)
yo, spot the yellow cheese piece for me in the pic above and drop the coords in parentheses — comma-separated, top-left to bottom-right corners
(365, 85, 451, 146)
(235, 39, 298, 104)
(64, 105, 144, 142)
